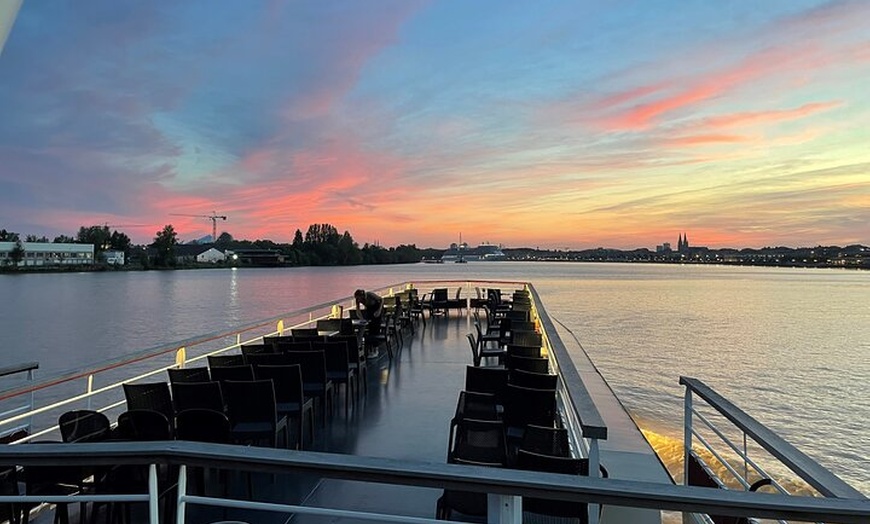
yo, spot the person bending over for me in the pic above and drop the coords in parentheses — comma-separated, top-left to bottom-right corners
(354, 289, 384, 342)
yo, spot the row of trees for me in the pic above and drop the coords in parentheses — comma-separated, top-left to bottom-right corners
(2, 222, 436, 269)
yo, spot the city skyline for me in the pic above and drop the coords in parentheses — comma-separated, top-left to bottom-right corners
(1, 1, 868, 249)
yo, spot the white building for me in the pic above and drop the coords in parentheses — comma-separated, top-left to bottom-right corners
(175, 244, 226, 264)
(0, 242, 95, 267)
(101, 250, 125, 266)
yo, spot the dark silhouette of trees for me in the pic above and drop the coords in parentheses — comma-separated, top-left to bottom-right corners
(25, 234, 49, 242)
(151, 225, 178, 267)
(0, 229, 19, 242)
(109, 231, 131, 253)
(215, 232, 233, 249)
(8, 240, 24, 267)
(77, 225, 111, 257)
(53, 235, 76, 243)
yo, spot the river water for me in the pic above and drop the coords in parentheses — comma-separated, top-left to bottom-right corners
(1, 262, 867, 493)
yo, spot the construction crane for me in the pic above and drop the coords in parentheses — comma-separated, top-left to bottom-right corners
(169, 211, 227, 242)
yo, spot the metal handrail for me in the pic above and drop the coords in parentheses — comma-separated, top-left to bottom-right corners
(0, 362, 38, 380)
(681, 376, 866, 500)
(0, 441, 866, 523)
(528, 285, 608, 441)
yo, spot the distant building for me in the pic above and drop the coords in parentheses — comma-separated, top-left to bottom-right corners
(656, 242, 672, 253)
(175, 244, 226, 264)
(0, 241, 94, 267)
(677, 233, 689, 253)
(102, 250, 125, 266)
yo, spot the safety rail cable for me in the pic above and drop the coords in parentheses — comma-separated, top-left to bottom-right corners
(680, 377, 865, 500)
(0, 442, 866, 524)
(691, 407, 791, 497)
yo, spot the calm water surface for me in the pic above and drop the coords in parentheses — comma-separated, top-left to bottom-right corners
(1, 263, 867, 492)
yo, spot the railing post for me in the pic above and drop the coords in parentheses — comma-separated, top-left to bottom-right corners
(588, 438, 600, 524)
(683, 385, 693, 487)
(27, 366, 35, 435)
(176, 465, 187, 524)
(86, 374, 94, 410)
(148, 464, 159, 524)
(488, 494, 521, 524)
(743, 433, 748, 486)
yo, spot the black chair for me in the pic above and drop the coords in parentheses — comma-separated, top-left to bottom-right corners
(364, 313, 396, 361)
(502, 384, 556, 443)
(316, 341, 357, 414)
(207, 354, 245, 368)
(464, 365, 508, 404)
(116, 409, 173, 441)
(448, 391, 502, 462)
(511, 330, 542, 348)
(209, 364, 255, 385)
(446, 288, 466, 314)
(291, 328, 321, 341)
(107, 411, 175, 523)
(175, 409, 232, 496)
(254, 364, 315, 450)
(223, 379, 288, 448)
(58, 410, 111, 443)
(56, 411, 111, 522)
(122, 382, 175, 436)
(275, 341, 314, 352)
(241, 343, 275, 360)
(516, 449, 608, 523)
(509, 369, 558, 390)
(332, 334, 367, 396)
(0, 465, 20, 524)
(452, 391, 501, 425)
(519, 425, 570, 458)
(262, 335, 295, 349)
(175, 408, 231, 444)
(474, 322, 502, 352)
(448, 417, 507, 465)
(505, 344, 541, 358)
(244, 352, 289, 366)
(510, 320, 537, 333)
(505, 354, 549, 374)
(20, 441, 85, 524)
(465, 332, 506, 366)
(171, 381, 225, 413)
(284, 351, 334, 426)
(430, 288, 449, 316)
(167, 367, 211, 384)
(315, 318, 342, 334)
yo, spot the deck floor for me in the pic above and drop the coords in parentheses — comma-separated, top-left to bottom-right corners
(191, 311, 477, 524)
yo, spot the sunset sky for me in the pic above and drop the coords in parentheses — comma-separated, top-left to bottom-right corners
(1, 1, 868, 249)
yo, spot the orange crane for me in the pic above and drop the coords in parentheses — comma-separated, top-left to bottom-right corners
(169, 211, 227, 242)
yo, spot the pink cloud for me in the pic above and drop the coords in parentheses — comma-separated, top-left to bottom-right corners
(542, 2, 869, 135)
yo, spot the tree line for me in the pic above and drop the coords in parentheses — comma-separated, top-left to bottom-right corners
(2, 224, 439, 269)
